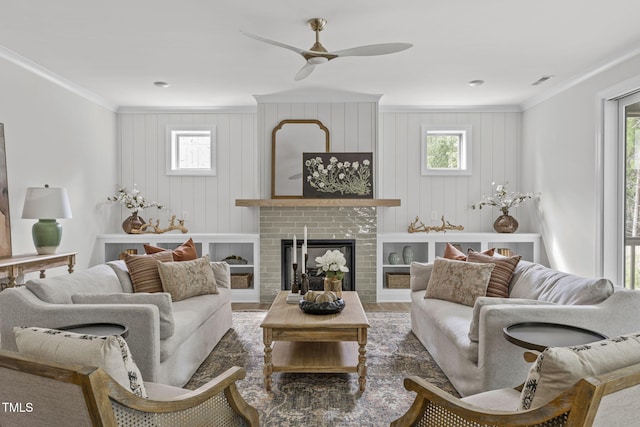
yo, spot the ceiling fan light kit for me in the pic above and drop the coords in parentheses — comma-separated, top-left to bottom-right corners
(242, 18, 412, 80)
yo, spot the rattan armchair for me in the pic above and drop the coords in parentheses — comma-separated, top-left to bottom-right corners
(391, 362, 640, 427)
(0, 349, 259, 427)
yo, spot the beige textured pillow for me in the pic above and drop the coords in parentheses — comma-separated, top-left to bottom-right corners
(14, 326, 147, 398)
(157, 255, 218, 301)
(519, 331, 640, 410)
(467, 251, 521, 298)
(424, 257, 495, 306)
(124, 251, 173, 293)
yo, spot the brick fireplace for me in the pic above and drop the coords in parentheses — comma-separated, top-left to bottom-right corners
(258, 206, 377, 303)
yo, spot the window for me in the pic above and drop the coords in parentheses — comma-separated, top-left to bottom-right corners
(166, 124, 216, 176)
(421, 125, 472, 175)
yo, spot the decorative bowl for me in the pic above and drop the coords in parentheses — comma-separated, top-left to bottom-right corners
(299, 298, 345, 315)
(222, 255, 248, 265)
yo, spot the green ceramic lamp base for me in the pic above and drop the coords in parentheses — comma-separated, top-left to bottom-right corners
(32, 219, 62, 255)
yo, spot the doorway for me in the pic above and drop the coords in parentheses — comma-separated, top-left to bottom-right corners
(621, 93, 640, 288)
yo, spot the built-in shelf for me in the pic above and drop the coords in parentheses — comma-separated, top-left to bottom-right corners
(95, 234, 260, 303)
(377, 232, 542, 303)
(235, 199, 401, 207)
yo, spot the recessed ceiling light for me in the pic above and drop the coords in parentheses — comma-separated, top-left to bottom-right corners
(153, 81, 170, 88)
(468, 80, 484, 86)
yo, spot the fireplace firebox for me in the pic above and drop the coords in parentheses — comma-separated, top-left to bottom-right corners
(281, 239, 355, 292)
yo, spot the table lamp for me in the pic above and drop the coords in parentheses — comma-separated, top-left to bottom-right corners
(21, 185, 72, 254)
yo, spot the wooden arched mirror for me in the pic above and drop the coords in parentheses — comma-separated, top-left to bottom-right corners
(271, 120, 330, 198)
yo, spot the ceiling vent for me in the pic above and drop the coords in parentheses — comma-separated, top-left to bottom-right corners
(531, 76, 553, 86)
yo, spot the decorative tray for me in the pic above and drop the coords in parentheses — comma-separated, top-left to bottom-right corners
(299, 298, 345, 315)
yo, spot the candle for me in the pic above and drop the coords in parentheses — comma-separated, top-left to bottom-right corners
(301, 243, 306, 273)
(292, 235, 297, 263)
(304, 226, 307, 247)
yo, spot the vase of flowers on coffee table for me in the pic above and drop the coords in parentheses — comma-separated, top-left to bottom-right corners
(315, 249, 349, 297)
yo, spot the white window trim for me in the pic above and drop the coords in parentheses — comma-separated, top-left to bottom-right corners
(165, 124, 217, 176)
(420, 124, 472, 176)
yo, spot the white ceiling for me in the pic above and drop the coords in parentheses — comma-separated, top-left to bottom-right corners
(1, 0, 639, 109)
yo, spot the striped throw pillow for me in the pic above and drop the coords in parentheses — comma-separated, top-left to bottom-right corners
(467, 251, 521, 298)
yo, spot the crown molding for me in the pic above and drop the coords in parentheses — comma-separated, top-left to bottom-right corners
(117, 106, 257, 114)
(379, 105, 521, 113)
(0, 45, 117, 112)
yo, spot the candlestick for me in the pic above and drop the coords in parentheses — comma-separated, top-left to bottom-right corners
(301, 273, 309, 295)
(292, 235, 297, 263)
(291, 263, 299, 293)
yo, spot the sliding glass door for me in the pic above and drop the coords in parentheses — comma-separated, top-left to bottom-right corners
(622, 92, 640, 288)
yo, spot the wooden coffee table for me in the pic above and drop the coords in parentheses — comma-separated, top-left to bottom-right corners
(260, 291, 370, 392)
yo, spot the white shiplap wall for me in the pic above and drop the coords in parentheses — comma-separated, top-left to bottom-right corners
(117, 112, 257, 233)
(116, 107, 522, 235)
(378, 111, 522, 233)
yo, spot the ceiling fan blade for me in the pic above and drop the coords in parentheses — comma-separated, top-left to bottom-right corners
(240, 30, 306, 55)
(294, 63, 315, 81)
(330, 42, 413, 57)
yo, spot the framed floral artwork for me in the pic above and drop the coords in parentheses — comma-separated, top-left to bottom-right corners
(302, 152, 373, 199)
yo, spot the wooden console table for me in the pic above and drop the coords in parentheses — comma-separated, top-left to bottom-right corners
(0, 252, 76, 288)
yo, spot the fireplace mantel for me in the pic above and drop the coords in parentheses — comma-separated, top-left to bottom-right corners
(235, 199, 400, 207)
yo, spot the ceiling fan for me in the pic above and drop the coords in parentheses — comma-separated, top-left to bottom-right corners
(241, 18, 412, 81)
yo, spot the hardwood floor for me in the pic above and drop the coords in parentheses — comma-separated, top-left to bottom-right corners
(232, 302, 410, 312)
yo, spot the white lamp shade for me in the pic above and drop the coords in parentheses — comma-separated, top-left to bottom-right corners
(21, 186, 72, 219)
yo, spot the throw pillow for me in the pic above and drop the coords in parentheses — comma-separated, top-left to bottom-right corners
(509, 262, 614, 305)
(210, 261, 231, 288)
(124, 251, 173, 293)
(26, 265, 125, 304)
(144, 238, 197, 261)
(443, 243, 495, 261)
(467, 297, 555, 342)
(424, 257, 495, 307)
(410, 262, 433, 292)
(14, 326, 147, 398)
(106, 259, 134, 293)
(519, 331, 640, 410)
(467, 251, 522, 298)
(71, 293, 175, 339)
(157, 254, 218, 301)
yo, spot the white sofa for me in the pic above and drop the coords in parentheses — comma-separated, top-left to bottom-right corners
(410, 259, 640, 397)
(0, 260, 232, 387)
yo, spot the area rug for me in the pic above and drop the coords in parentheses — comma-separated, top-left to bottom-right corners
(185, 311, 458, 426)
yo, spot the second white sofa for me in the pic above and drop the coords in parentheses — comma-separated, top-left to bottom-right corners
(411, 258, 640, 396)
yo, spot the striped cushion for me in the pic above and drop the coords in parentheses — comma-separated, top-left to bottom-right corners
(467, 251, 521, 298)
(124, 251, 173, 293)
